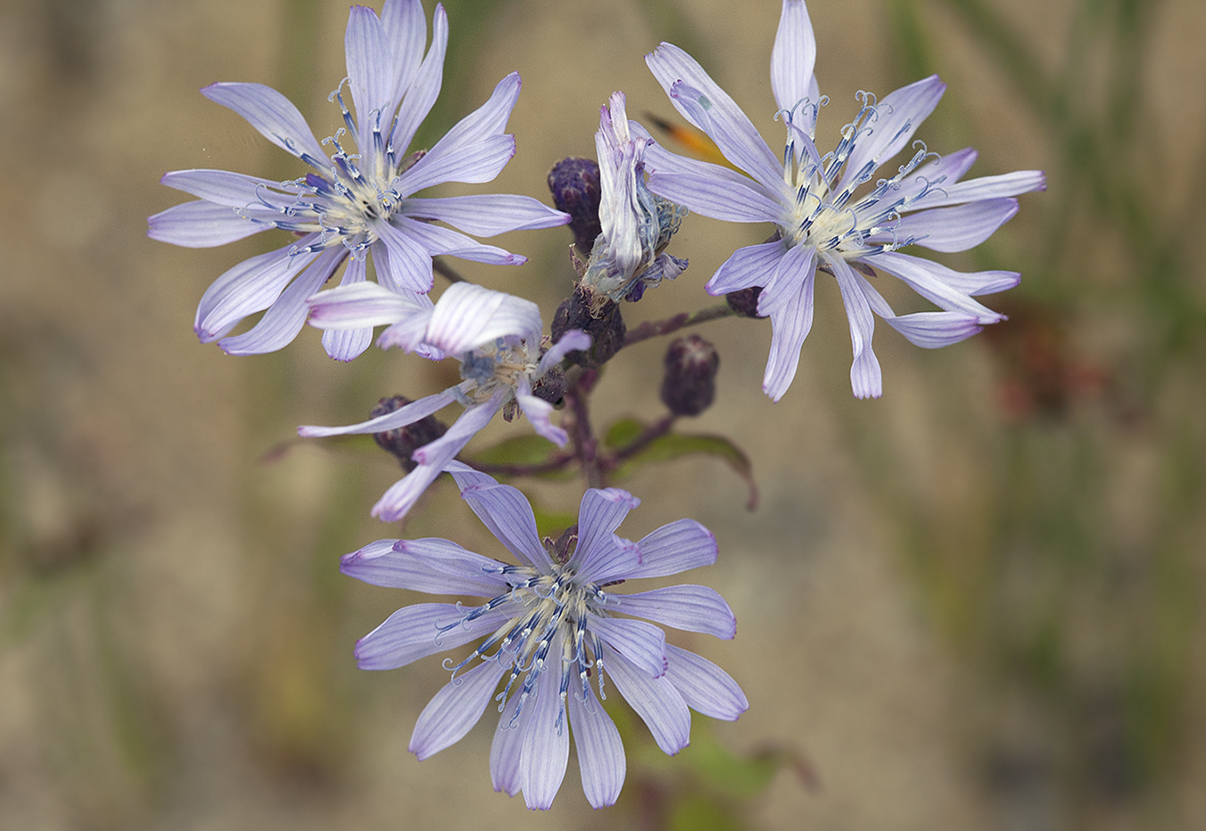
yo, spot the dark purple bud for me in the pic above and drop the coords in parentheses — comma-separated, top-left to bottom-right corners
(548, 157, 602, 255)
(661, 334, 720, 417)
(531, 360, 567, 406)
(725, 286, 762, 318)
(370, 395, 448, 472)
(551, 284, 626, 368)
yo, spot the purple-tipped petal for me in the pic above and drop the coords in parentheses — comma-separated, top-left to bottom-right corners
(457, 481, 550, 571)
(389, 2, 448, 154)
(518, 659, 570, 810)
(837, 75, 946, 194)
(340, 537, 504, 596)
(830, 255, 883, 399)
(572, 488, 640, 576)
(298, 388, 457, 438)
(885, 197, 1019, 254)
(490, 687, 530, 797)
(568, 681, 625, 808)
(159, 169, 291, 208)
(537, 329, 590, 375)
(381, 0, 427, 101)
(603, 648, 691, 755)
(863, 250, 1006, 318)
(147, 200, 266, 248)
(353, 602, 511, 670)
(201, 82, 328, 166)
(515, 393, 566, 447)
(665, 645, 748, 720)
(627, 519, 717, 579)
(613, 585, 736, 639)
(762, 259, 816, 402)
(410, 660, 508, 760)
(646, 44, 783, 192)
(345, 5, 393, 149)
(219, 245, 343, 355)
(590, 617, 667, 678)
(706, 238, 789, 296)
(195, 240, 319, 342)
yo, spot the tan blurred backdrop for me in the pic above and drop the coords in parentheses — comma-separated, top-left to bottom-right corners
(1, 0, 1203, 829)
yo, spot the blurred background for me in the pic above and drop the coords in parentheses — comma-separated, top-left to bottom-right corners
(1, 0, 1203, 828)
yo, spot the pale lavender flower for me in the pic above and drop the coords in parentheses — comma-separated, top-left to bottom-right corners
(299, 282, 588, 521)
(148, 0, 569, 360)
(641, 0, 1046, 399)
(580, 91, 688, 303)
(341, 464, 746, 809)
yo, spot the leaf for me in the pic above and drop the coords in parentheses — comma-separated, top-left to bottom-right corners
(603, 419, 759, 510)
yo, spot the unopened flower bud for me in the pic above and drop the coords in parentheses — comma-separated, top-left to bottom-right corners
(725, 286, 762, 318)
(548, 157, 602, 255)
(371, 396, 448, 472)
(551, 284, 626, 368)
(661, 335, 719, 417)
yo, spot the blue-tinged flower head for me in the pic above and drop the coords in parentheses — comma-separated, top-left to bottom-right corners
(641, 0, 1045, 400)
(339, 464, 747, 809)
(580, 92, 688, 305)
(300, 282, 589, 522)
(148, 0, 569, 360)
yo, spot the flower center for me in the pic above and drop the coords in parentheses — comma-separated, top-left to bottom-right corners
(440, 553, 614, 730)
(457, 340, 538, 405)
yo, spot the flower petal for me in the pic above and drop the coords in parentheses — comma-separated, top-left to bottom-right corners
(353, 602, 510, 670)
(410, 659, 508, 760)
(646, 44, 784, 192)
(761, 255, 816, 402)
(425, 282, 542, 353)
(219, 245, 344, 354)
(886, 197, 1019, 254)
(297, 388, 456, 438)
(664, 645, 748, 720)
(389, 2, 448, 153)
(456, 480, 551, 571)
(340, 537, 504, 596)
(910, 169, 1046, 211)
(829, 255, 883, 399)
(705, 238, 788, 295)
(396, 217, 525, 266)
(837, 75, 946, 194)
(571, 488, 640, 577)
(201, 82, 328, 167)
(603, 647, 691, 755)
(490, 686, 530, 797)
(195, 239, 319, 342)
(147, 200, 265, 248)
(401, 195, 569, 236)
(770, 0, 817, 113)
(345, 5, 393, 149)
(612, 585, 736, 639)
(863, 250, 1007, 318)
(626, 519, 717, 579)
(320, 256, 374, 361)
(590, 616, 667, 678)
(518, 659, 570, 810)
(568, 681, 625, 808)
(373, 218, 435, 292)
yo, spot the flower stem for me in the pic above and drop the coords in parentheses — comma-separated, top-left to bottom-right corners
(622, 303, 736, 348)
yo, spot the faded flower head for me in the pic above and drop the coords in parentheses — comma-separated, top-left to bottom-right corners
(340, 464, 747, 809)
(580, 92, 689, 304)
(300, 281, 588, 521)
(148, 0, 568, 360)
(642, 0, 1045, 399)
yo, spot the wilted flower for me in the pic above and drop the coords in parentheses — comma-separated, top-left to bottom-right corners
(642, 0, 1045, 399)
(299, 282, 588, 521)
(341, 464, 747, 809)
(148, 0, 568, 359)
(580, 92, 688, 304)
